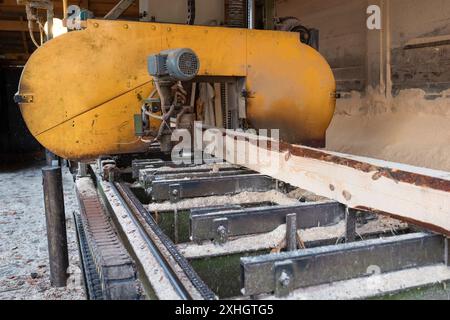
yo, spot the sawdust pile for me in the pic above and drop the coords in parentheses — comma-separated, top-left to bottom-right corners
(147, 190, 299, 212)
(327, 89, 450, 172)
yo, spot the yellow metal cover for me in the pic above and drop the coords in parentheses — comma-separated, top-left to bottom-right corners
(17, 19, 335, 160)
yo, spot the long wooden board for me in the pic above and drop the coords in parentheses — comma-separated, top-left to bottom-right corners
(210, 131, 450, 236)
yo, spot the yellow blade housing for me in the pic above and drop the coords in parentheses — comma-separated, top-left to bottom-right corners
(17, 19, 336, 160)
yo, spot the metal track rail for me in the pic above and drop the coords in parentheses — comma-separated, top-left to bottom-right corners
(112, 182, 216, 300)
(73, 212, 103, 300)
(75, 179, 141, 300)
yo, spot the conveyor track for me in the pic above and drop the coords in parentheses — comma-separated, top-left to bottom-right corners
(76, 181, 141, 300)
(113, 182, 216, 300)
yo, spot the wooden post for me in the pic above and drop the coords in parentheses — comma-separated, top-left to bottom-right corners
(42, 167, 69, 287)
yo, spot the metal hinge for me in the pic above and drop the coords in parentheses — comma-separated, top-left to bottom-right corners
(14, 93, 34, 104)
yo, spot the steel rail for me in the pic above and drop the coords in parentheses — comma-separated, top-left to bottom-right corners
(112, 182, 216, 300)
(108, 182, 190, 299)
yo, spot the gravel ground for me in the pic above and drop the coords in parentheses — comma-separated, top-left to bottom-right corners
(0, 161, 86, 300)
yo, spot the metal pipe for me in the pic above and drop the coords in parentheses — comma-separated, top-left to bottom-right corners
(62, 0, 68, 19)
(42, 166, 69, 287)
(247, 0, 255, 29)
(286, 213, 297, 252)
(46, 8, 54, 40)
(445, 238, 449, 267)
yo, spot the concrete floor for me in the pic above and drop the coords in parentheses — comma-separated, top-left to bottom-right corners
(0, 161, 85, 300)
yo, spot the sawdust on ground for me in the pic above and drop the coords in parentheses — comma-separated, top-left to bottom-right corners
(0, 162, 85, 300)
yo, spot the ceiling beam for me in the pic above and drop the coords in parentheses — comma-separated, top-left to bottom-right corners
(0, 52, 30, 60)
(0, 20, 29, 31)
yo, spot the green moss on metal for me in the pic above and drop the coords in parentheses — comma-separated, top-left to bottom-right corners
(153, 210, 191, 244)
(372, 281, 450, 300)
(189, 250, 270, 298)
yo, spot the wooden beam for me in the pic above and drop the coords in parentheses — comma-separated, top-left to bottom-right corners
(405, 34, 450, 49)
(209, 131, 450, 236)
(0, 52, 30, 59)
(19, 16, 30, 55)
(104, 0, 136, 20)
(0, 20, 28, 31)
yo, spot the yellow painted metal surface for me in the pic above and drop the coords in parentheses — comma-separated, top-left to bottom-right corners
(17, 19, 335, 160)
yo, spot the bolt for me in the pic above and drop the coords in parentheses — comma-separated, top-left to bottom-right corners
(217, 225, 227, 243)
(278, 271, 291, 288)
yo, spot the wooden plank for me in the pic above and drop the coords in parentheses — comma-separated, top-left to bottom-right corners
(208, 131, 450, 236)
(405, 34, 450, 49)
(0, 52, 30, 60)
(391, 45, 450, 93)
(0, 20, 28, 31)
(104, 0, 136, 20)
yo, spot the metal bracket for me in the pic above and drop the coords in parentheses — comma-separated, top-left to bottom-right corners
(213, 218, 229, 244)
(286, 213, 297, 252)
(134, 114, 144, 137)
(190, 201, 344, 243)
(169, 184, 181, 203)
(98, 158, 115, 170)
(14, 93, 34, 104)
(77, 163, 88, 178)
(345, 207, 357, 243)
(274, 260, 294, 298)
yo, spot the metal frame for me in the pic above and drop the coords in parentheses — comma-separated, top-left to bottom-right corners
(240, 233, 446, 297)
(190, 201, 345, 242)
(151, 174, 275, 201)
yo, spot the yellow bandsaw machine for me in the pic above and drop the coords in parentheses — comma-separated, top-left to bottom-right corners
(16, 19, 336, 160)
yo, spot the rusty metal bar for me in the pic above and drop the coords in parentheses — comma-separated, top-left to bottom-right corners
(241, 233, 445, 297)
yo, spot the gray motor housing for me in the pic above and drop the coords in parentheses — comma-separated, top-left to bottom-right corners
(147, 48, 200, 81)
